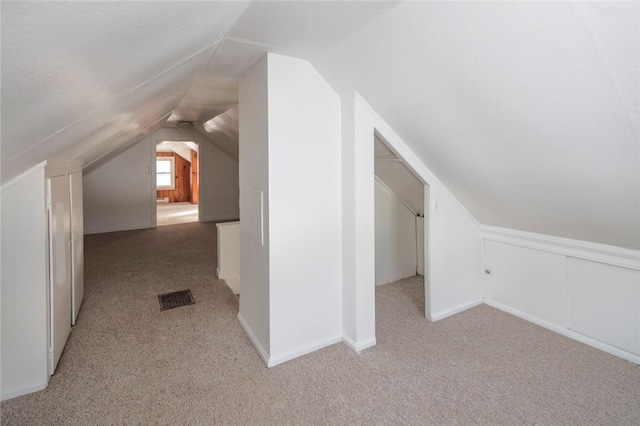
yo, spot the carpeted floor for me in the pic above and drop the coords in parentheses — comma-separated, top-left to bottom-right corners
(156, 202, 198, 226)
(2, 222, 639, 424)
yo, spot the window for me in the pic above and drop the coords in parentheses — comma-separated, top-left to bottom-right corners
(156, 157, 175, 190)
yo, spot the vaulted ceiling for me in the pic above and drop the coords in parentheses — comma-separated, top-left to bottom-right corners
(2, 1, 638, 249)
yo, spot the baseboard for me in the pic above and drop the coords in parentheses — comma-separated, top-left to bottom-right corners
(430, 298, 483, 322)
(222, 277, 240, 295)
(84, 223, 154, 235)
(342, 335, 377, 352)
(1, 378, 49, 401)
(200, 216, 240, 224)
(237, 313, 270, 367)
(484, 299, 640, 365)
(268, 335, 343, 368)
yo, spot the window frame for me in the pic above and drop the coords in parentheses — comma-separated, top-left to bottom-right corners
(156, 156, 176, 190)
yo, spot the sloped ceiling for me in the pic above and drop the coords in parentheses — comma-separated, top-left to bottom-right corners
(2, 2, 638, 249)
(375, 137, 424, 216)
(315, 2, 640, 249)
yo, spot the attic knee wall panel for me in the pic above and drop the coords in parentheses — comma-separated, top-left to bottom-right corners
(484, 238, 640, 360)
(484, 240, 567, 327)
(567, 258, 640, 356)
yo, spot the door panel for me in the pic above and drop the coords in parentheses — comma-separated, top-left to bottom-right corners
(48, 176, 71, 374)
(191, 149, 198, 204)
(70, 172, 84, 325)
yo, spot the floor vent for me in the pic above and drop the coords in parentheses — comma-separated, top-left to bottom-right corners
(158, 290, 195, 311)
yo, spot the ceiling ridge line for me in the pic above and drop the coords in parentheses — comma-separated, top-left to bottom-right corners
(2, 40, 225, 166)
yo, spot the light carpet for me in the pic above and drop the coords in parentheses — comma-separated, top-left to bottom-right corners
(2, 222, 639, 424)
(156, 202, 198, 226)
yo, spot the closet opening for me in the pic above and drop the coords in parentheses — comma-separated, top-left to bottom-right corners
(374, 133, 428, 318)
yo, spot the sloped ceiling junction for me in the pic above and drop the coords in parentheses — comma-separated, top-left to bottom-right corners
(2, 2, 638, 250)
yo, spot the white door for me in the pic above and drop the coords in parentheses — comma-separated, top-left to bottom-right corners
(48, 175, 72, 374)
(69, 172, 84, 325)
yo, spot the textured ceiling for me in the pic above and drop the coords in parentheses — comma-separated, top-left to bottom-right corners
(2, 1, 638, 249)
(315, 2, 640, 249)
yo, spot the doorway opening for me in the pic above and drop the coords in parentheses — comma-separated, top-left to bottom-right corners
(373, 133, 428, 318)
(155, 140, 199, 226)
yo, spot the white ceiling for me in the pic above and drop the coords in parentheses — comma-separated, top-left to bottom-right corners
(2, 2, 638, 249)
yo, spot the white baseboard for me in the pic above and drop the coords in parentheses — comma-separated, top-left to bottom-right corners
(484, 299, 640, 365)
(84, 223, 154, 235)
(200, 216, 240, 224)
(430, 298, 483, 322)
(342, 335, 376, 352)
(1, 378, 49, 401)
(222, 277, 240, 295)
(268, 335, 343, 368)
(237, 313, 270, 367)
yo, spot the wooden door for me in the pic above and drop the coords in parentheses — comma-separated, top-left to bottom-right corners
(47, 175, 72, 374)
(191, 149, 198, 204)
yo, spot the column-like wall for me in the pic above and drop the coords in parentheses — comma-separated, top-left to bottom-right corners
(238, 55, 271, 360)
(267, 54, 343, 364)
(238, 54, 343, 366)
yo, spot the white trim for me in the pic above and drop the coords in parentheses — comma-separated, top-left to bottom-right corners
(374, 176, 418, 216)
(215, 220, 240, 228)
(484, 299, 640, 365)
(84, 223, 154, 235)
(155, 156, 175, 190)
(480, 226, 640, 271)
(237, 313, 270, 367)
(268, 336, 343, 368)
(430, 298, 483, 322)
(45, 159, 82, 179)
(1, 378, 49, 402)
(200, 216, 241, 224)
(356, 92, 479, 226)
(222, 277, 240, 295)
(342, 335, 377, 353)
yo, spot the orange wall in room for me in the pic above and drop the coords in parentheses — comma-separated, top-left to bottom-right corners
(156, 152, 191, 203)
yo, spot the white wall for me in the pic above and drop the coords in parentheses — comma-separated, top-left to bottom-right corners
(341, 95, 376, 351)
(238, 54, 343, 367)
(199, 138, 239, 222)
(343, 94, 482, 339)
(482, 226, 640, 364)
(216, 221, 241, 295)
(83, 127, 239, 234)
(83, 137, 155, 234)
(238, 55, 271, 362)
(267, 54, 343, 365)
(428, 183, 483, 320)
(1, 164, 49, 400)
(375, 180, 418, 286)
(484, 240, 567, 327)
